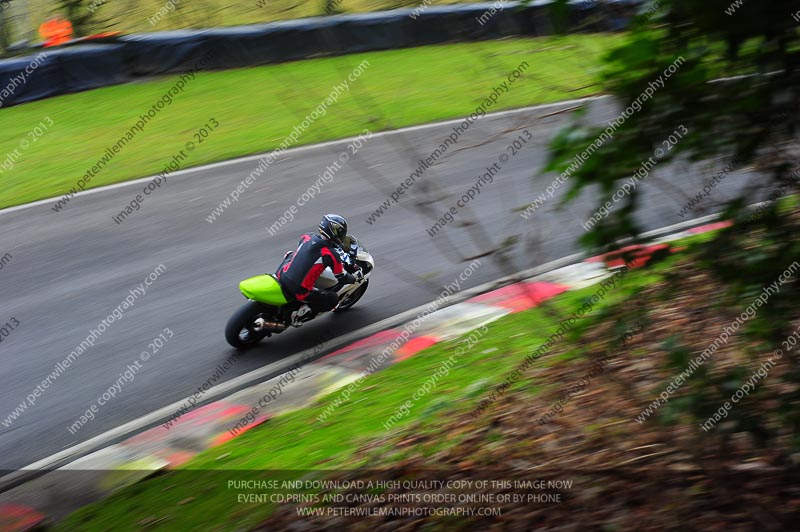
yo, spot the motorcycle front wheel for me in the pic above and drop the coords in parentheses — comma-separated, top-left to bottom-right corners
(334, 280, 369, 312)
(225, 301, 270, 349)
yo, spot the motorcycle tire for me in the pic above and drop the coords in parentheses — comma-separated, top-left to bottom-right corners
(225, 301, 270, 349)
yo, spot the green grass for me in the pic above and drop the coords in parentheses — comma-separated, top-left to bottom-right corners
(54, 253, 675, 532)
(0, 34, 623, 209)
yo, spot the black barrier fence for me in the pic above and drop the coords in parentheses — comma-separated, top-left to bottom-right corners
(0, 1, 639, 109)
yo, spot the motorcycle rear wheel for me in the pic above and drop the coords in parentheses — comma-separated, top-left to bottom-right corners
(225, 301, 270, 349)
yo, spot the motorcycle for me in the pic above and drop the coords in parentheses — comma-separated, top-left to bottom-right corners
(225, 236, 375, 349)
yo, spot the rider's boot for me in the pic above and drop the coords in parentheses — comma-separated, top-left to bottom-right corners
(290, 305, 313, 327)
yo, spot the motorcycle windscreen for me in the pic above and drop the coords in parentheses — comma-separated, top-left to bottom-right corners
(239, 275, 289, 305)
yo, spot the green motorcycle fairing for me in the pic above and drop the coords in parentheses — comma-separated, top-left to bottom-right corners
(239, 274, 290, 305)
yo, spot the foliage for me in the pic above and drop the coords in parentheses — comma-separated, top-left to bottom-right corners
(53, 0, 107, 36)
(544, 0, 800, 448)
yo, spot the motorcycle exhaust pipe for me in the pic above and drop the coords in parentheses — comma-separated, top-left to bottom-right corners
(254, 318, 286, 332)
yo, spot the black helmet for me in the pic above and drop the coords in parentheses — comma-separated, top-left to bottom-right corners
(319, 214, 348, 245)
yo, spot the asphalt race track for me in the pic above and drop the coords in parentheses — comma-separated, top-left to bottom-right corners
(0, 98, 759, 470)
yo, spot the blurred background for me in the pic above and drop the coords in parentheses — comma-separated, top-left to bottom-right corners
(2, 0, 488, 48)
(0, 0, 798, 530)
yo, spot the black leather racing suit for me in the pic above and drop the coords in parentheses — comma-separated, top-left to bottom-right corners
(276, 233, 354, 312)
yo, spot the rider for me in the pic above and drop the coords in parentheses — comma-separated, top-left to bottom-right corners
(276, 214, 358, 326)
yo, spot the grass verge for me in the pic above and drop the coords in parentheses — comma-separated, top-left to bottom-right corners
(0, 34, 623, 209)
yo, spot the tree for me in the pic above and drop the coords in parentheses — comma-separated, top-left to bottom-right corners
(540, 0, 800, 446)
(0, 3, 11, 52)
